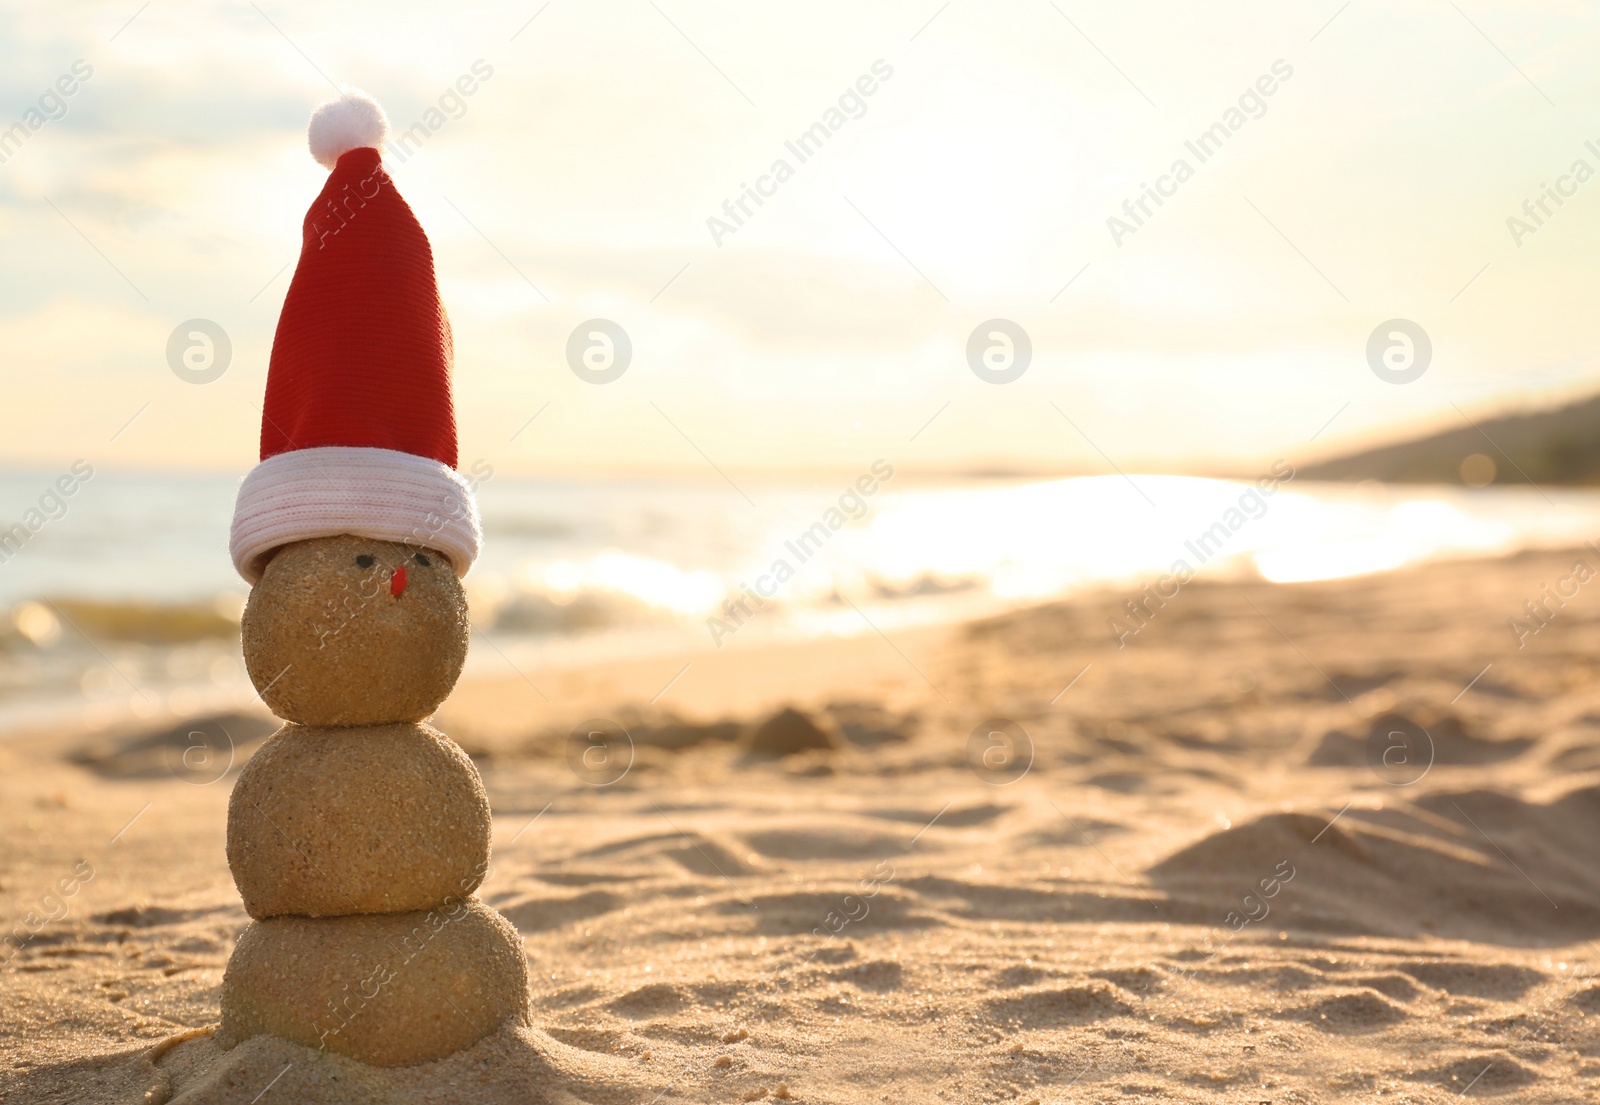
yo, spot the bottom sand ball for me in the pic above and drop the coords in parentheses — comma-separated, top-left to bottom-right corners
(217, 899, 530, 1066)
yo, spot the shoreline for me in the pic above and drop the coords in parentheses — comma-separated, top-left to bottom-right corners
(8, 536, 1597, 746)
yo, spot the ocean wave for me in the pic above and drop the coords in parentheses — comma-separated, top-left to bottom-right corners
(467, 550, 995, 638)
(4, 595, 243, 648)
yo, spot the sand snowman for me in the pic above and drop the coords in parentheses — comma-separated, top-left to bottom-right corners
(213, 93, 529, 1066)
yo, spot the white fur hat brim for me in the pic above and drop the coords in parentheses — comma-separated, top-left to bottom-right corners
(230, 446, 481, 584)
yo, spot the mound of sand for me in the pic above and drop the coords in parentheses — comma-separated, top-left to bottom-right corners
(1149, 786, 1600, 943)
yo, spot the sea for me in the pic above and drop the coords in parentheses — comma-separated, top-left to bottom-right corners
(2, 465, 1598, 732)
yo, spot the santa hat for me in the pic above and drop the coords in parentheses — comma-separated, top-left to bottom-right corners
(229, 92, 481, 584)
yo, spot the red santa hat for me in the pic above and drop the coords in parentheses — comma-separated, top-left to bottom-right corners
(229, 92, 481, 584)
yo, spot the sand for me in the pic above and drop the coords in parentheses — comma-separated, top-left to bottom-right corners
(240, 536, 469, 727)
(227, 722, 490, 918)
(6, 548, 1600, 1102)
(217, 899, 530, 1066)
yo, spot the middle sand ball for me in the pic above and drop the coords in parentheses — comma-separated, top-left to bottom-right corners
(228, 722, 491, 918)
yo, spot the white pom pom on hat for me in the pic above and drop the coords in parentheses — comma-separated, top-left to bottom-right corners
(307, 91, 389, 169)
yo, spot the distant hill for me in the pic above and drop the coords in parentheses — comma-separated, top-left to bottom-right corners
(1301, 392, 1600, 486)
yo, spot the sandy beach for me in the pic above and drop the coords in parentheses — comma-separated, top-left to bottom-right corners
(5, 547, 1600, 1103)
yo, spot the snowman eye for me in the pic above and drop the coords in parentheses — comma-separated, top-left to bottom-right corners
(413, 553, 431, 567)
(355, 555, 375, 568)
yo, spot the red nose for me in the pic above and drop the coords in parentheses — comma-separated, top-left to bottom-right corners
(390, 566, 407, 598)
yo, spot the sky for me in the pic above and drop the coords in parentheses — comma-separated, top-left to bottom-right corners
(3, 0, 1600, 479)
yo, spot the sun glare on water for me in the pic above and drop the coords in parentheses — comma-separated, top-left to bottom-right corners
(477, 476, 1600, 646)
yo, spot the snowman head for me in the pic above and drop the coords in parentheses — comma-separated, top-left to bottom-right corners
(241, 533, 469, 726)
